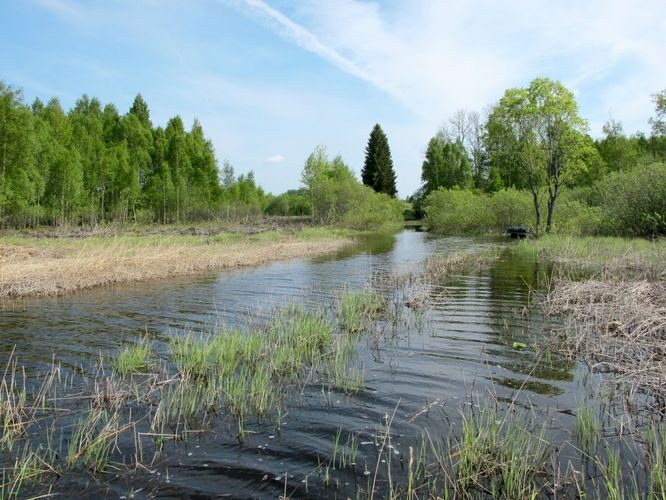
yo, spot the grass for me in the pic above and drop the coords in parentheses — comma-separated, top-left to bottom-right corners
(424, 248, 501, 282)
(337, 290, 386, 333)
(115, 342, 152, 376)
(648, 422, 666, 498)
(0, 227, 352, 299)
(454, 402, 551, 497)
(512, 234, 666, 399)
(511, 234, 666, 277)
(575, 405, 601, 455)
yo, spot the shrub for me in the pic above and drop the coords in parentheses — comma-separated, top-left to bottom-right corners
(489, 188, 533, 229)
(301, 146, 403, 230)
(595, 162, 666, 237)
(424, 188, 491, 233)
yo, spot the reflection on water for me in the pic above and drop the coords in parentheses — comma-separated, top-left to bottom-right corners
(0, 229, 588, 497)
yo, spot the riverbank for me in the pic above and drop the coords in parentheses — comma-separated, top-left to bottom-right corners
(512, 235, 666, 398)
(0, 224, 354, 299)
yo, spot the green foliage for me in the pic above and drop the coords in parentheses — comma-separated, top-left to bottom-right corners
(264, 188, 311, 216)
(650, 89, 666, 137)
(337, 290, 386, 333)
(424, 189, 491, 233)
(485, 77, 588, 233)
(489, 188, 533, 229)
(421, 132, 473, 195)
(301, 145, 403, 230)
(115, 342, 152, 376)
(0, 81, 270, 228)
(594, 161, 666, 237)
(425, 188, 533, 233)
(361, 124, 397, 197)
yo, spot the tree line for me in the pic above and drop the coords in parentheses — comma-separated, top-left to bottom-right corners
(0, 82, 266, 227)
(2, 76, 663, 236)
(414, 78, 666, 236)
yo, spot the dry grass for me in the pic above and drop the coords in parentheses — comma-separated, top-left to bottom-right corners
(0, 233, 350, 299)
(533, 236, 666, 400)
(546, 277, 666, 397)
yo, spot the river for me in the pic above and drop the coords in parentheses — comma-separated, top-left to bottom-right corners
(0, 230, 630, 498)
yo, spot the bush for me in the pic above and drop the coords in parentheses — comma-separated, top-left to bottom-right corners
(424, 188, 491, 233)
(265, 189, 311, 216)
(341, 186, 403, 230)
(425, 188, 534, 233)
(301, 146, 403, 230)
(595, 162, 666, 237)
(489, 188, 533, 229)
(550, 198, 603, 235)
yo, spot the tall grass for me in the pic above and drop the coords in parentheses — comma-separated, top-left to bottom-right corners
(0, 230, 351, 299)
(337, 291, 386, 334)
(115, 341, 152, 375)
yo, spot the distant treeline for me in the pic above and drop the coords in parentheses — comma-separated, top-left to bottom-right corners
(0, 82, 267, 227)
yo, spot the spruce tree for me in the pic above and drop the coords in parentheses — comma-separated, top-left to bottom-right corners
(361, 124, 397, 196)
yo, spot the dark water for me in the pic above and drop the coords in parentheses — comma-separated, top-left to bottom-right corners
(0, 230, 615, 497)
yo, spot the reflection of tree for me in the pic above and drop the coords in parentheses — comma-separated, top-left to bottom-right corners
(311, 232, 396, 263)
(484, 251, 576, 389)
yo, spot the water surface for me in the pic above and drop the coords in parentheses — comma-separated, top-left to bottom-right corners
(1, 230, 599, 498)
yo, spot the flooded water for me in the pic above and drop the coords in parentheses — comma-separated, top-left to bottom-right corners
(0, 230, 640, 498)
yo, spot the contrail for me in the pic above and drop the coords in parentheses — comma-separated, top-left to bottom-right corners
(226, 0, 394, 96)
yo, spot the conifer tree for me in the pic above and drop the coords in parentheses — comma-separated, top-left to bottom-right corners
(361, 124, 397, 197)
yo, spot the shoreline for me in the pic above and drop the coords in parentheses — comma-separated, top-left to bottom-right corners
(0, 227, 353, 299)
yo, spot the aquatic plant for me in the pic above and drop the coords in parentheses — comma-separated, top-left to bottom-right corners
(338, 290, 386, 333)
(575, 405, 601, 455)
(115, 341, 152, 375)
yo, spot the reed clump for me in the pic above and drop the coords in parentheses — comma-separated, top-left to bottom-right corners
(115, 341, 153, 376)
(545, 272, 666, 398)
(512, 235, 666, 400)
(424, 249, 500, 283)
(337, 290, 387, 334)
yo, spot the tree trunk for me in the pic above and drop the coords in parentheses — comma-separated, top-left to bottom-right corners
(532, 190, 541, 236)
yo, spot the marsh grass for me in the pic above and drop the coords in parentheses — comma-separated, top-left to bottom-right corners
(512, 235, 666, 278)
(424, 249, 501, 283)
(1, 444, 56, 499)
(576, 405, 602, 455)
(115, 341, 152, 376)
(648, 422, 666, 498)
(337, 291, 387, 334)
(512, 235, 666, 400)
(0, 229, 351, 299)
(453, 402, 551, 497)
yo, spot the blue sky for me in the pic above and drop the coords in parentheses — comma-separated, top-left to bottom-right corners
(1, 0, 664, 197)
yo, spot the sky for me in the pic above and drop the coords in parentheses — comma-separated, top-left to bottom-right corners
(1, 0, 664, 197)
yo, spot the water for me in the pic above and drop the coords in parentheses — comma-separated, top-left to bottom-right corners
(0, 230, 629, 497)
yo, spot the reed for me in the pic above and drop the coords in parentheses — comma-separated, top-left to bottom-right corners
(337, 290, 386, 334)
(648, 422, 666, 498)
(575, 405, 601, 455)
(115, 341, 153, 376)
(0, 230, 351, 299)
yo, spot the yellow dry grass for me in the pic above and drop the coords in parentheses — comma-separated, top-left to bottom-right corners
(0, 235, 349, 299)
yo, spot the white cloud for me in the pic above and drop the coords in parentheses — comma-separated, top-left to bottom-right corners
(235, 0, 666, 137)
(265, 154, 285, 164)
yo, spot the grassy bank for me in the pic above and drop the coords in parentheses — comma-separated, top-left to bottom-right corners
(511, 235, 666, 399)
(0, 225, 355, 299)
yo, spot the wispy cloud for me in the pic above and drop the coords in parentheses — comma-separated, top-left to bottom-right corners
(233, 0, 666, 136)
(234, 0, 398, 100)
(33, 0, 85, 22)
(265, 154, 285, 164)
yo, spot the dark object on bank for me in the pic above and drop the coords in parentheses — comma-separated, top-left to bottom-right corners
(506, 226, 532, 239)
